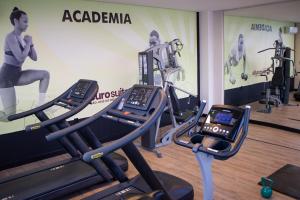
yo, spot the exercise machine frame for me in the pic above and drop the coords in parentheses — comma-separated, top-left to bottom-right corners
(138, 39, 200, 156)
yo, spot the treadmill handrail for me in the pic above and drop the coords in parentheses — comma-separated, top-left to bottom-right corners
(45, 90, 126, 142)
(7, 80, 90, 121)
(46, 89, 166, 143)
(8, 81, 98, 132)
(25, 84, 98, 132)
(8, 101, 54, 121)
(82, 90, 166, 162)
(7, 86, 73, 121)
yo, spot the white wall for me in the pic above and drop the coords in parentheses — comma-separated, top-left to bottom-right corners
(199, 11, 224, 113)
(295, 23, 300, 89)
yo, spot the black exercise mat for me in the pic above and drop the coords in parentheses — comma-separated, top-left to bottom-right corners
(258, 164, 300, 199)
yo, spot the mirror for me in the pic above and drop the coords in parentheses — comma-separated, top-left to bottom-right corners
(223, 1, 300, 131)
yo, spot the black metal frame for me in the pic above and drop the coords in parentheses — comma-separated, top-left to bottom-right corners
(0, 80, 130, 200)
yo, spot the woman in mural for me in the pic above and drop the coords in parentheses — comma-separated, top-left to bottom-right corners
(224, 33, 248, 85)
(0, 7, 50, 121)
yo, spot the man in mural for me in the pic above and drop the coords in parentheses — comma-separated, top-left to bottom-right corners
(148, 30, 164, 86)
(147, 30, 185, 86)
(149, 30, 161, 47)
(278, 27, 283, 44)
(224, 33, 248, 85)
(0, 7, 50, 121)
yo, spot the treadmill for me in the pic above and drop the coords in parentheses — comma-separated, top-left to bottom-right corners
(175, 104, 251, 200)
(0, 79, 128, 200)
(45, 84, 194, 200)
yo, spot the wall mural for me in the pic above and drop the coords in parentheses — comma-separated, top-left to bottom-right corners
(0, 0, 197, 134)
(224, 15, 295, 90)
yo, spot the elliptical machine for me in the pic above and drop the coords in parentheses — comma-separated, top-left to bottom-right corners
(175, 103, 251, 200)
(138, 39, 200, 156)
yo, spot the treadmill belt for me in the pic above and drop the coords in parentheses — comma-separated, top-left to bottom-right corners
(259, 164, 300, 199)
(0, 161, 100, 200)
(0, 152, 128, 200)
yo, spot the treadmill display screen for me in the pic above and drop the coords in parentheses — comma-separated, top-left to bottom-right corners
(126, 87, 154, 109)
(71, 80, 92, 99)
(213, 112, 233, 125)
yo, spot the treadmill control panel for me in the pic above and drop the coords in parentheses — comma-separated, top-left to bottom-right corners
(124, 85, 158, 111)
(57, 79, 97, 108)
(104, 85, 160, 126)
(70, 80, 93, 99)
(201, 105, 244, 142)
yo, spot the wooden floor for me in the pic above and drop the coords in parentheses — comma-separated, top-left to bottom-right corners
(249, 92, 300, 130)
(1, 124, 300, 200)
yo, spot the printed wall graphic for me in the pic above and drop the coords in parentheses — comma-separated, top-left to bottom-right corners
(0, 0, 197, 134)
(224, 15, 295, 90)
(148, 30, 165, 86)
(141, 29, 185, 87)
(0, 7, 50, 122)
(224, 33, 247, 85)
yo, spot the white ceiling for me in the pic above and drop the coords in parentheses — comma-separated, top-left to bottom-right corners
(226, 0, 300, 23)
(97, 0, 294, 11)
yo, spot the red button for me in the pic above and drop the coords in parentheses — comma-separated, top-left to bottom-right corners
(123, 111, 130, 115)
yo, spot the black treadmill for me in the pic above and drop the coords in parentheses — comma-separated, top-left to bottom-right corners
(0, 79, 128, 200)
(45, 84, 194, 200)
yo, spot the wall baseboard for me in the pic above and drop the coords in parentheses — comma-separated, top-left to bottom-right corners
(225, 82, 267, 106)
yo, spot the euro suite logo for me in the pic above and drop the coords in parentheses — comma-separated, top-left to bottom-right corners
(62, 9, 132, 24)
(92, 88, 125, 104)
